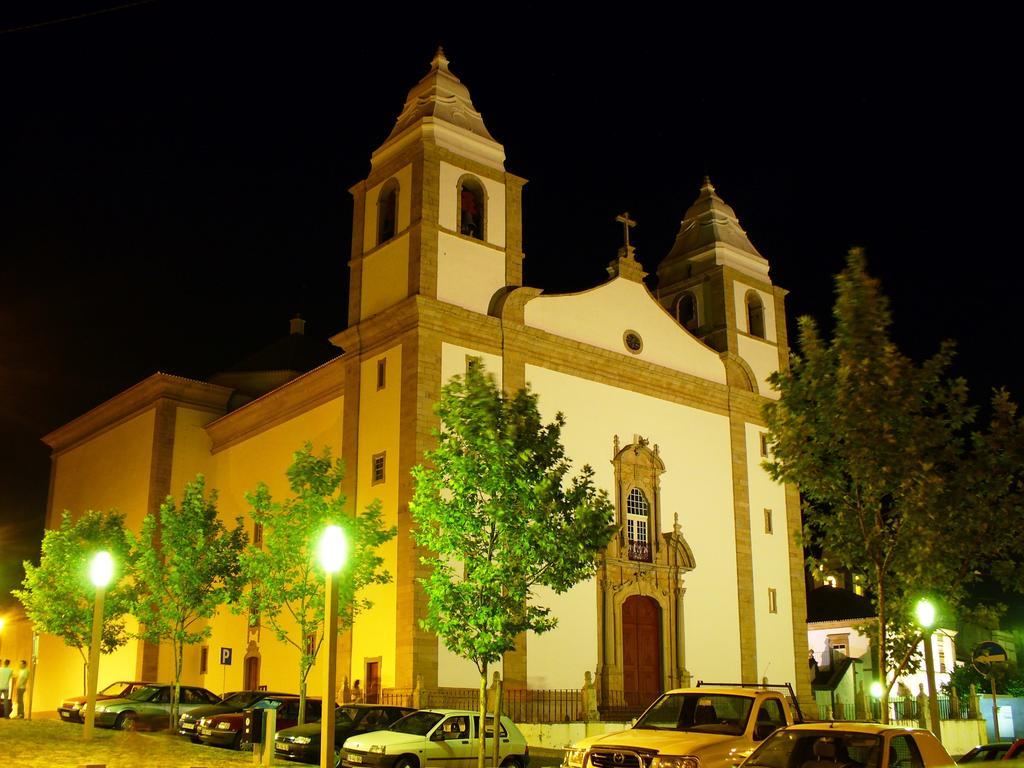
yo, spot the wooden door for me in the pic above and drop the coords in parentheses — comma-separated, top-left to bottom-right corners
(244, 656, 260, 691)
(365, 660, 381, 704)
(622, 595, 661, 707)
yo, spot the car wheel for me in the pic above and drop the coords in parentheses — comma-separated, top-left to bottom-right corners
(394, 758, 417, 768)
(116, 712, 137, 731)
(502, 757, 524, 768)
(235, 731, 251, 751)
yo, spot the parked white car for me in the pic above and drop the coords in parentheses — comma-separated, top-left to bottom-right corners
(341, 709, 529, 768)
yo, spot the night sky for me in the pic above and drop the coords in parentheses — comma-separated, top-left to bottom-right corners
(2, 4, 1021, 615)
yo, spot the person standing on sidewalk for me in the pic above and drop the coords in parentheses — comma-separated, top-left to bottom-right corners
(15, 660, 28, 718)
(0, 660, 12, 718)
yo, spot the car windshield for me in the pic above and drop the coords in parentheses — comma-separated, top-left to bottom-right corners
(745, 730, 882, 768)
(126, 686, 162, 702)
(222, 692, 266, 708)
(634, 693, 755, 735)
(99, 682, 133, 697)
(389, 711, 444, 735)
(336, 707, 361, 726)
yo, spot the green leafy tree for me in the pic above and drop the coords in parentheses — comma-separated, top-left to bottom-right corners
(134, 476, 246, 729)
(765, 248, 1024, 721)
(411, 364, 615, 768)
(14, 510, 135, 693)
(238, 443, 396, 725)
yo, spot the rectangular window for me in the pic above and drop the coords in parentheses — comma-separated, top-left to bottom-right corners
(764, 508, 773, 534)
(372, 452, 386, 484)
(938, 644, 947, 673)
(253, 521, 264, 548)
(199, 646, 209, 675)
(466, 355, 481, 377)
(305, 632, 317, 656)
(759, 432, 770, 457)
(376, 358, 386, 390)
(768, 587, 778, 614)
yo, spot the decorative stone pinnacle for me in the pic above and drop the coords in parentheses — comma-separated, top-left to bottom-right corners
(431, 46, 451, 74)
(701, 175, 715, 193)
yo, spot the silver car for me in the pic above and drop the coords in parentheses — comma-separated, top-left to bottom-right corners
(92, 683, 221, 730)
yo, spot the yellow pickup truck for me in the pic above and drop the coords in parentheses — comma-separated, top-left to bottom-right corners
(564, 685, 803, 768)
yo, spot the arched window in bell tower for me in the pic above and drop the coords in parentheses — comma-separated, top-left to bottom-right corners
(377, 178, 399, 245)
(676, 292, 698, 331)
(458, 176, 486, 240)
(746, 290, 765, 338)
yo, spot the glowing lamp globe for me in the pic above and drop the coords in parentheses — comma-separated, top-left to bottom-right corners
(90, 551, 115, 588)
(915, 598, 936, 629)
(318, 525, 347, 573)
(870, 681, 884, 699)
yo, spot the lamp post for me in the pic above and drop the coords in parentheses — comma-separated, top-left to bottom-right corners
(915, 598, 942, 742)
(318, 525, 347, 768)
(869, 681, 884, 722)
(83, 551, 114, 740)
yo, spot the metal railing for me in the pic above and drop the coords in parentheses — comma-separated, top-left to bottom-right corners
(819, 695, 974, 722)
(376, 686, 660, 724)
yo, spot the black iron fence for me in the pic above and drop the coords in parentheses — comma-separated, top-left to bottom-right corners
(818, 695, 974, 722)
(374, 687, 660, 724)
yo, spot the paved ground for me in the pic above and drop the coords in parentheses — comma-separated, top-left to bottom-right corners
(0, 718, 566, 768)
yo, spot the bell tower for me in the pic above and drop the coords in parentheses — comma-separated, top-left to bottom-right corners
(656, 178, 789, 392)
(346, 49, 526, 326)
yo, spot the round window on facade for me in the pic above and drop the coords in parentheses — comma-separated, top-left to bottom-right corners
(623, 330, 643, 354)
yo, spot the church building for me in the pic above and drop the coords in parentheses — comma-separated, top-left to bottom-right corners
(35, 50, 811, 714)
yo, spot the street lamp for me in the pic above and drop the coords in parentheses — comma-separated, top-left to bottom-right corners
(83, 551, 114, 740)
(318, 525, 347, 768)
(915, 598, 942, 741)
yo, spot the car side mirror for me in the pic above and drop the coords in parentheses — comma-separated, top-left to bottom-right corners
(753, 723, 776, 741)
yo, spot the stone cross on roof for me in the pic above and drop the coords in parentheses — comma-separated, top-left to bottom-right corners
(616, 211, 637, 260)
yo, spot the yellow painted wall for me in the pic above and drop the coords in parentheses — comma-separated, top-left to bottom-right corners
(49, 410, 155, 531)
(436, 231, 507, 315)
(349, 345, 402, 691)
(35, 409, 157, 713)
(363, 164, 413, 253)
(737, 335, 781, 399)
(524, 278, 729, 385)
(360, 234, 411, 320)
(203, 396, 343, 697)
(744, 423, 797, 689)
(523, 364, 742, 688)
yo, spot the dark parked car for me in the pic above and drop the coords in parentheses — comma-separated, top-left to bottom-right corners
(275, 704, 415, 764)
(178, 689, 294, 739)
(197, 695, 323, 750)
(58, 680, 155, 723)
(959, 741, 1024, 762)
(92, 684, 221, 730)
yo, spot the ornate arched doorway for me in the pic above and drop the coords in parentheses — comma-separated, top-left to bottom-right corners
(622, 595, 661, 706)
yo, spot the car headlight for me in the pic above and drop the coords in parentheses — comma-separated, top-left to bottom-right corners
(369, 745, 387, 754)
(564, 748, 587, 768)
(652, 756, 700, 768)
(217, 721, 233, 730)
(293, 736, 312, 745)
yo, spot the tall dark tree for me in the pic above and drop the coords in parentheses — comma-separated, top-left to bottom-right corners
(14, 510, 135, 694)
(412, 364, 615, 768)
(134, 476, 247, 730)
(238, 443, 395, 725)
(764, 249, 1024, 720)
